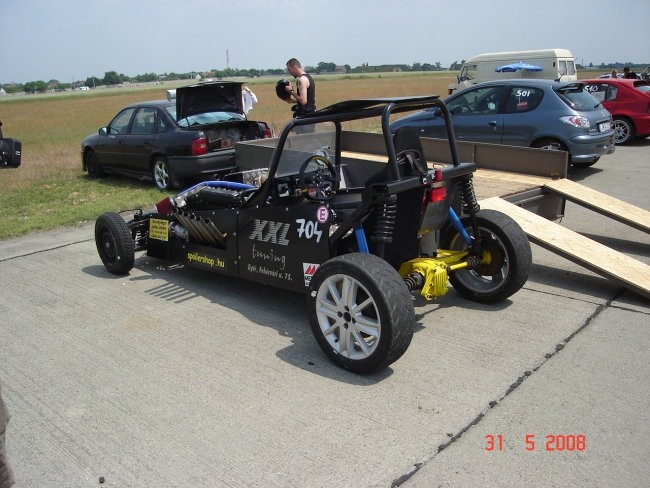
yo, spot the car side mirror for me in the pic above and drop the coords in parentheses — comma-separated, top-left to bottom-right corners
(99, 127, 107, 135)
(421, 108, 442, 119)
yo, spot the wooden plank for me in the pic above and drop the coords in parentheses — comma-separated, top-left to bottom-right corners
(475, 168, 555, 188)
(340, 150, 387, 163)
(544, 178, 650, 234)
(341, 150, 447, 168)
(474, 168, 554, 200)
(480, 197, 650, 299)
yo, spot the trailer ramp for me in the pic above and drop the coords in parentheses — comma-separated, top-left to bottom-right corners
(543, 178, 650, 234)
(480, 196, 650, 299)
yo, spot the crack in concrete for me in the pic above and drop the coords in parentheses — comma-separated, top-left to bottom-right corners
(390, 288, 627, 487)
(0, 238, 94, 263)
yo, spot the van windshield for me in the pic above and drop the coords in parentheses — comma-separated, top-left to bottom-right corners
(558, 60, 577, 76)
(459, 64, 477, 82)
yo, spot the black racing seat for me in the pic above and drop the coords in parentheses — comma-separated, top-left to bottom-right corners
(365, 126, 427, 185)
(393, 125, 426, 167)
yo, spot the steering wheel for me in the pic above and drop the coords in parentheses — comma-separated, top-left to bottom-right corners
(297, 155, 339, 202)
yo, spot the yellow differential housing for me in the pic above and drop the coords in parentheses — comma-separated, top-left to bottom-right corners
(398, 250, 470, 300)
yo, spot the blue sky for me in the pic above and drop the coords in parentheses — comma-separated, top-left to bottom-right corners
(3, 0, 649, 84)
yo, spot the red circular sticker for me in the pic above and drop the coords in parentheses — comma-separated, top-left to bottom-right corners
(316, 205, 330, 224)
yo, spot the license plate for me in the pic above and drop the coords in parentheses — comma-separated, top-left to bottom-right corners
(599, 121, 611, 132)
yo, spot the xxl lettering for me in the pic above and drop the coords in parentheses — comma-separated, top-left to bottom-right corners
(248, 219, 290, 245)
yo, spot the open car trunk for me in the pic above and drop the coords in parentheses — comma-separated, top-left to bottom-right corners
(202, 121, 269, 152)
(172, 81, 268, 151)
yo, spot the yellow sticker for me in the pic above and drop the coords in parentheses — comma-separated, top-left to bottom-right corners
(149, 218, 168, 241)
(186, 252, 225, 269)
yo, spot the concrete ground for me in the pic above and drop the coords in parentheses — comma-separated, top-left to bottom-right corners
(0, 142, 648, 488)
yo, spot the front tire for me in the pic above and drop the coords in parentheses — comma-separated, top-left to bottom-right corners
(95, 212, 135, 275)
(440, 210, 531, 303)
(308, 253, 415, 374)
(84, 150, 104, 178)
(613, 117, 634, 145)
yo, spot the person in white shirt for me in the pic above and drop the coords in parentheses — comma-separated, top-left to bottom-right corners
(242, 86, 258, 115)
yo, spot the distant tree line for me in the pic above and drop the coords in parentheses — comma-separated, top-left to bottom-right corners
(593, 61, 649, 70)
(0, 61, 450, 94)
(3, 60, 648, 94)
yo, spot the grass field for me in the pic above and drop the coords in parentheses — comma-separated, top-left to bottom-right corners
(0, 72, 454, 239)
(0, 69, 603, 239)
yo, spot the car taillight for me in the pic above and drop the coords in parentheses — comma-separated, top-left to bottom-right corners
(191, 134, 208, 156)
(428, 186, 447, 203)
(262, 128, 273, 139)
(426, 169, 446, 203)
(560, 115, 591, 128)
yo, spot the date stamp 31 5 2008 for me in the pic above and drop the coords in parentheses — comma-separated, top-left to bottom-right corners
(485, 434, 587, 452)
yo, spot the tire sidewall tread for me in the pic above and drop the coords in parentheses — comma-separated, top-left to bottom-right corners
(95, 212, 135, 275)
(308, 253, 415, 374)
(442, 209, 531, 303)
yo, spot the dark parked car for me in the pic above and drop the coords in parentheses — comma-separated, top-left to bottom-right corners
(82, 81, 273, 189)
(390, 79, 615, 167)
(582, 78, 650, 144)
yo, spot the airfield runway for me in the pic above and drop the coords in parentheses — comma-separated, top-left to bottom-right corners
(1, 143, 648, 487)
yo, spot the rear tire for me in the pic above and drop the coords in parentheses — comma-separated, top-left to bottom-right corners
(95, 212, 135, 275)
(613, 117, 634, 145)
(570, 160, 597, 168)
(532, 138, 567, 153)
(532, 138, 596, 168)
(308, 253, 415, 374)
(440, 210, 531, 303)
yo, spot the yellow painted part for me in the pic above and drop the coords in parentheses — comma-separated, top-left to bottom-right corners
(399, 251, 468, 300)
(431, 249, 469, 265)
(448, 261, 470, 271)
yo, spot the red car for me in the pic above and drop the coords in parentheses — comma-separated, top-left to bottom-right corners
(583, 78, 650, 144)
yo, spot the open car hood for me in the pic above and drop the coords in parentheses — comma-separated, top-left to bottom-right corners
(174, 81, 245, 120)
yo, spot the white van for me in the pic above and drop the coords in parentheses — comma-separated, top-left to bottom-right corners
(448, 48, 577, 94)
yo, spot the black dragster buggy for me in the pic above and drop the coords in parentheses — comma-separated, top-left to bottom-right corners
(95, 96, 532, 374)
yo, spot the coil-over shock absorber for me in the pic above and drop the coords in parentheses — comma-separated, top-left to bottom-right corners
(371, 193, 397, 259)
(460, 176, 480, 215)
(458, 175, 481, 253)
(373, 194, 398, 244)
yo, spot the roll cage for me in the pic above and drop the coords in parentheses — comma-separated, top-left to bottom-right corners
(244, 96, 463, 208)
